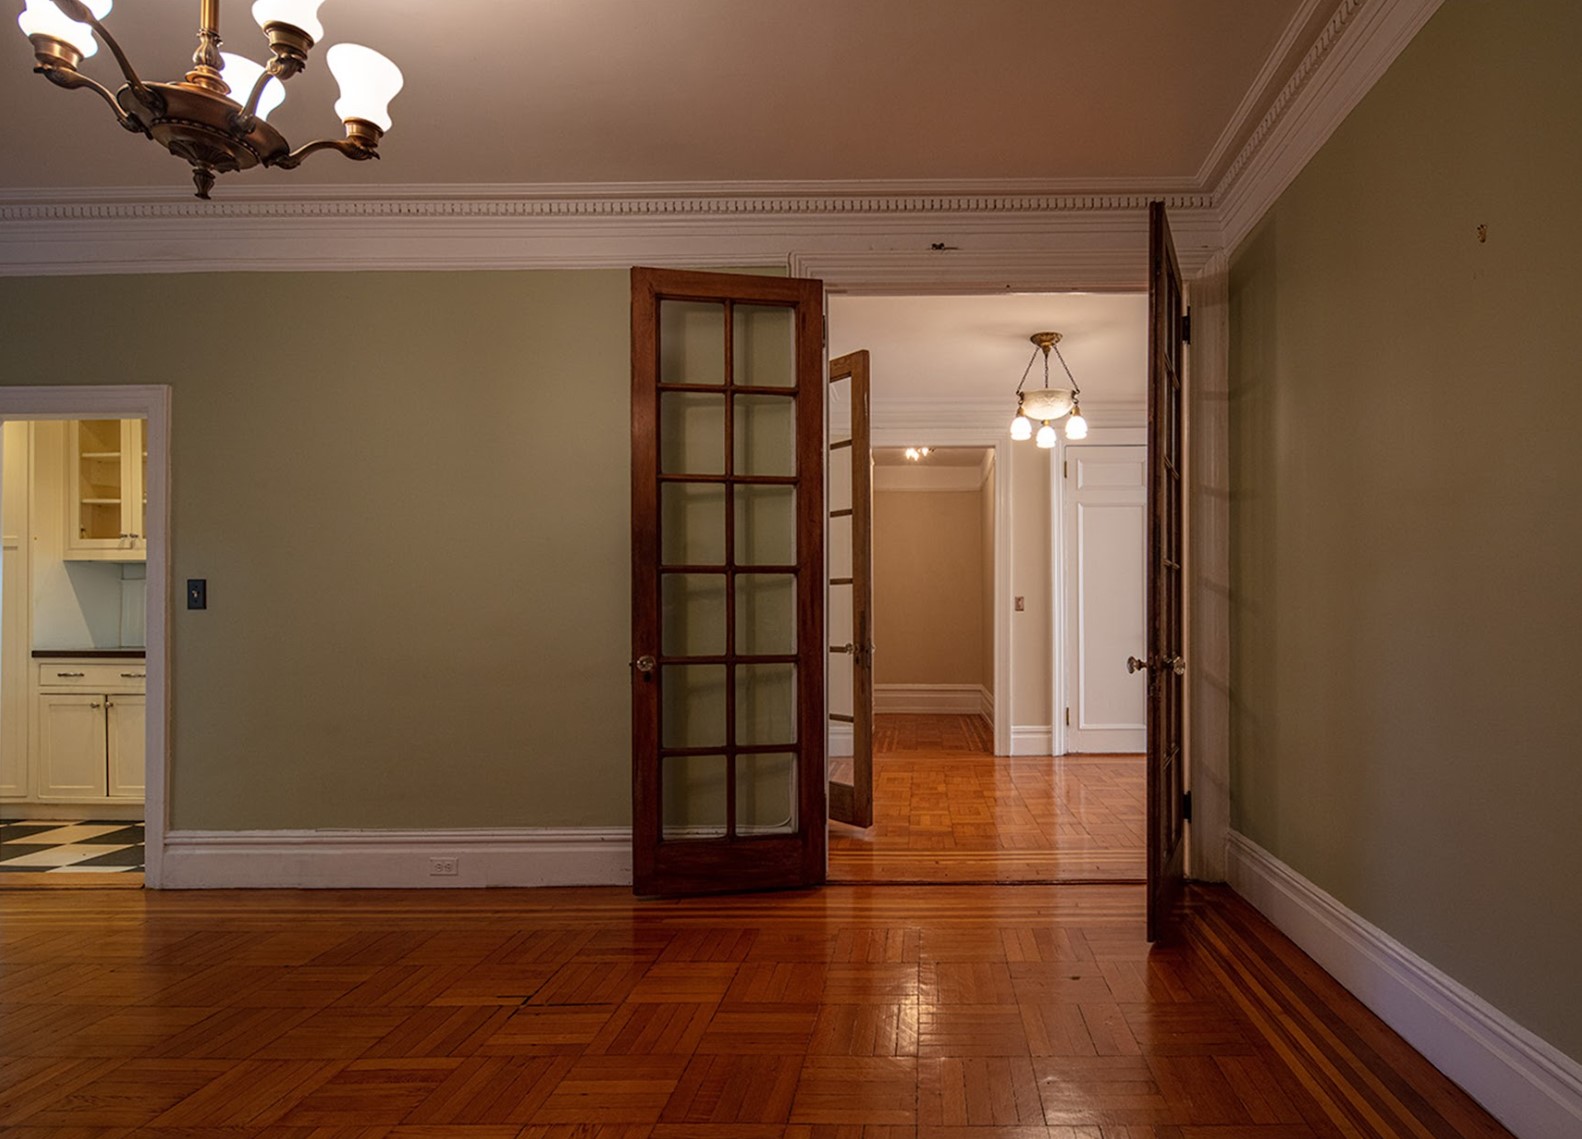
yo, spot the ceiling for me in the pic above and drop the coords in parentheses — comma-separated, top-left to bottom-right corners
(0, 0, 1310, 193)
(829, 293, 1148, 406)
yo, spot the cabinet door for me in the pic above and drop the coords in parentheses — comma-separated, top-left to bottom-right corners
(107, 695, 145, 799)
(65, 418, 146, 561)
(37, 694, 108, 800)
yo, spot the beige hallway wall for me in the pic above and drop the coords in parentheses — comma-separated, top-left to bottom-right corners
(872, 485, 985, 688)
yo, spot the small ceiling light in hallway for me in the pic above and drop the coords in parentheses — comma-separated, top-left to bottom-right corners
(1010, 331, 1087, 448)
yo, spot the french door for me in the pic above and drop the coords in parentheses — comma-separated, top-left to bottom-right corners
(1145, 202, 1188, 940)
(630, 267, 827, 896)
(826, 351, 874, 828)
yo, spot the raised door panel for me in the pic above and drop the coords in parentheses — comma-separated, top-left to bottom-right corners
(37, 694, 108, 800)
(1065, 446, 1147, 754)
(107, 695, 145, 799)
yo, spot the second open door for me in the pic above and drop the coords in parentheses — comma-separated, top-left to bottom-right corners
(826, 350, 874, 828)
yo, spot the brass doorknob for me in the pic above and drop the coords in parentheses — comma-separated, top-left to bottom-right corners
(1165, 655, 1186, 676)
(1127, 655, 1150, 674)
(631, 655, 656, 675)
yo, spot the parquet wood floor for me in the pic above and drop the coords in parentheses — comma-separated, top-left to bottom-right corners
(0, 883, 1513, 1138)
(829, 715, 1145, 884)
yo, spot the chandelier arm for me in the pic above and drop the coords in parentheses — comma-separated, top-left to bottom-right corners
(36, 65, 143, 133)
(1051, 342, 1082, 398)
(1013, 346, 1040, 397)
(47, 0, 158, 107)
(274, 136, 381, 170)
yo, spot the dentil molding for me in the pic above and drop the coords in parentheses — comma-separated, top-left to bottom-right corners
(0, 0, 1445, 279)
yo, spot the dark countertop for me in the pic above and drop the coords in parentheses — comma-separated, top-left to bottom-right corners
(32, 649, 146, 659)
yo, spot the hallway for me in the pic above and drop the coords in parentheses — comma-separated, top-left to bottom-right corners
(829, 714, 1145, 883)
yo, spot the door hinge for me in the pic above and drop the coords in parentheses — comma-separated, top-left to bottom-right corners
(822, 312, 829, 348)
(1064, 707, 1070, 726)
(1181, 309, 1192, 345)
(1062, 460, 1068, 479)
(1181, 790, 1193, 822)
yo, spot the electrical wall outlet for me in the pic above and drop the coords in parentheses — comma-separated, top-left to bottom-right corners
(428, 856, 459, 877)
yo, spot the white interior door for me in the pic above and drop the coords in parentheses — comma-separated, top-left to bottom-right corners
(1063, 444, 1147, 753)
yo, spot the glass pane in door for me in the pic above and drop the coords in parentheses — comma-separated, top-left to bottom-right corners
(77, 419, 123, 541)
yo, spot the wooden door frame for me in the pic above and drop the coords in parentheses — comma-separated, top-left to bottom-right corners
(867, 426, 1011, 756)
(821, 265, 1230, 885)
(0, 385, 172, 887)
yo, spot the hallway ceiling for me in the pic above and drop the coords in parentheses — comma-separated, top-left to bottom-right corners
(829, 293, 1149, 407)
(0, 0, 1310, 192)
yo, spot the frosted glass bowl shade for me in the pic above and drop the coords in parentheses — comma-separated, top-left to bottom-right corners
(17, 0, 112, 58)
(252, 0, 324, 42)
(1020, 387, 1076, 421)
(327, 43, 403, 132)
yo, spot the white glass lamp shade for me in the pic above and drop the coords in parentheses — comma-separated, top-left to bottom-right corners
(220, 53, 286, 121)
(1064, 409, 1089, 440)
(327, 43, 403, 132)
(1035, 423, 1057, 449)
(252, 0, 324, 42)
(1010, 409, 1032, 441)
(18, 0, 112, 58)
(1021, 387, 1076, 421)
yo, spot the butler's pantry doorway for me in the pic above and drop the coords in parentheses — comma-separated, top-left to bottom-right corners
(0, 387, 171, 888)
(824, 295, 1148, 884)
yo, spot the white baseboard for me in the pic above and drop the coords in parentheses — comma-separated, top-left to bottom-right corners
(828, 724, 854, 758)
(874, 683, 987, 715)
(1227, 832, 1582, 1139)
(1010, 726, 1053, 756)
(161, 827, 633, 889)
(978, 686, 994, 723)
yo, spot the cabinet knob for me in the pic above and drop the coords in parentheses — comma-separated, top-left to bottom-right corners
(90, 701, 102, 709)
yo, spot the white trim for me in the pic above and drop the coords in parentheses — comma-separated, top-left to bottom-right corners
(0, 386, 170, 888)
(1218, 0, 1446, 251)
(827, 723, 854, 759)
(1227, 832, 1582, 1139)
(1009, 726, 1053, 757)
(1194, 0, 1331, 187)
(873, 684, 984, 715)
(977, 684, 994, 724)
(161, 827, 633, 889)
(0, 5, 1442, 279)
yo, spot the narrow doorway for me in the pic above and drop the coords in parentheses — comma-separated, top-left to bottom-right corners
(0, 418, 149, 887)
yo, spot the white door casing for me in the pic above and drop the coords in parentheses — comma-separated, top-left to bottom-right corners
(1063, 444, 1147, 754)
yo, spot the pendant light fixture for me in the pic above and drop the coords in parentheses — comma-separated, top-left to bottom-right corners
(16, 0, 403, 199)
(1009, 331, 1087, 448)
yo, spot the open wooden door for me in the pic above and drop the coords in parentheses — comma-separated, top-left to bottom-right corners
(631, 267, 827, 896)
(826, 351, 874, 827)
(1145, 202, 1188, 940)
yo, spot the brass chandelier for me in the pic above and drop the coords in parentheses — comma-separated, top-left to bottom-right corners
(17, 0, 403, 199)
(1010, 331, 1088, 448)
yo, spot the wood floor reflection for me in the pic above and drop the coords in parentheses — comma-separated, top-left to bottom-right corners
(829, 714, 1146, 883)
(0, 883, 1514, 1138)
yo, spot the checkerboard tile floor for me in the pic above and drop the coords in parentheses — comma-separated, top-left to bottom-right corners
(0, 819, 144, 873)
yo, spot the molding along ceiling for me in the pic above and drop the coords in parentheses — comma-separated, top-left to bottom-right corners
(0, 0, 1445, 278)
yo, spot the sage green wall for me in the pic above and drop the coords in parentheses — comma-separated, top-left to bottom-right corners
(0, 270, 635, 830)
(1230, 0, 1582, 1060)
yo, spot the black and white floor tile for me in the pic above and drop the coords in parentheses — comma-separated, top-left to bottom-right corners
(0, 820, 144, 873)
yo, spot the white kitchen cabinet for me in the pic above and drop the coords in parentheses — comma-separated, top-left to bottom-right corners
(107, 694, 146, 799)
(66, 418, 146, 561)
(37, 693, 111, 799)
(30, 657, 145, 804)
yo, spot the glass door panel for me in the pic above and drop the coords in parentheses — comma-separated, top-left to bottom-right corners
(632, 267, 825, 896)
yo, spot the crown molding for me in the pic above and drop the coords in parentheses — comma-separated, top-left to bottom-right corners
(1216, 0, 1445, 251)
(0, 0, 1444, 279)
